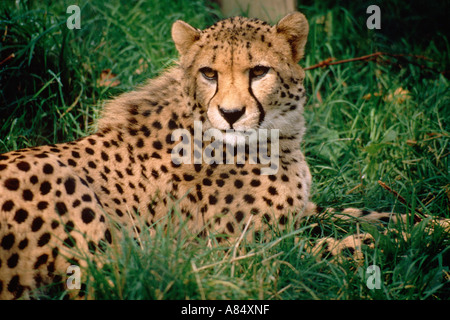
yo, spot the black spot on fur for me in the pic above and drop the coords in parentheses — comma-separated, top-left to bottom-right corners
(43, 164, 54, 174)
(55, 202, 68, 216)
(31, 217, 44, 232)
(39, 181, 51, 195)
(81, 208, 96, 224)
(226, 222, 235, 233)
(243, 194, 255, 204)
(235, 211, 244, 222)
(7, 258, 24, 274)
(2, 200, 14, 211)
(34, 254, 48, 269)
(152, 121, 162, 129)
(208, 195, 218, 205)
(36, 201, 48, 211)
(4, 178, 20, 191)
(14, 209, 28, 224)
(1, 233, 15, 250)
(64, 178, 76, 195)
(268, 186, 278, 195)
(16, 161, 30, 172)
(37, 233, 51, 247)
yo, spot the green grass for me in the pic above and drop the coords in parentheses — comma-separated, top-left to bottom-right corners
(1, 0, 449, 299)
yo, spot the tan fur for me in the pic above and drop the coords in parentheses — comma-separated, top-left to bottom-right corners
(0, 12, 314, 299)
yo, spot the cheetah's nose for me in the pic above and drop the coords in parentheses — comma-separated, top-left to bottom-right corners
(218, 106, 246, 127)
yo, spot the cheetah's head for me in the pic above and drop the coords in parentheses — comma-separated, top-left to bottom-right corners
(172, 13, 309, 143)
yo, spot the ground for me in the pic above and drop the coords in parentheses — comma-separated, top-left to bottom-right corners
(0, 0, 449, 300)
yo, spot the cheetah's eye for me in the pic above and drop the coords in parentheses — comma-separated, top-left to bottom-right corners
(250, 66, 270, 79)
(199, 67, 218, 81)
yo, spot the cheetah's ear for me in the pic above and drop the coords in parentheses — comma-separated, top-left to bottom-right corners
(172, 20, 201, 56)
(275, 12, 309, 63)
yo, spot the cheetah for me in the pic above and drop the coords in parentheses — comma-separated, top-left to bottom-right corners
(0, 12, 447, 299)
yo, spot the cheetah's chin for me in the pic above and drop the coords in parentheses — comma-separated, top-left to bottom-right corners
(219, 131, 259, 146)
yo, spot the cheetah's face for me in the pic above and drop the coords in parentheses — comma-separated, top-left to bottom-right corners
(196, 53, 273, 133)
(172, 13, 309, 141)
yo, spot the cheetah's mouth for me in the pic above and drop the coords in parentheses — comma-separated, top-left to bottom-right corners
(220, 130, 251, 146)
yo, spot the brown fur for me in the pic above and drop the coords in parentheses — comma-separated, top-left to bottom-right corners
(0, 12, 313, 299)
